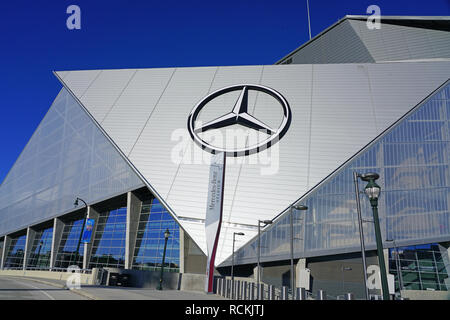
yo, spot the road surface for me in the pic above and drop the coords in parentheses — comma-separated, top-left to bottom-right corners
(0, 276, 87, 300)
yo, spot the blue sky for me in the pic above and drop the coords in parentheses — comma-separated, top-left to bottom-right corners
(0, 0, 449, 183)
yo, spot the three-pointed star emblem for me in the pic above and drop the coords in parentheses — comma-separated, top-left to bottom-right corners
(187, 84, 291, 156)
(194, 86, 276, 135)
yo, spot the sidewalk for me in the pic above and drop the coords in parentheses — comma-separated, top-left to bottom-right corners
(6, 276, 226, 300)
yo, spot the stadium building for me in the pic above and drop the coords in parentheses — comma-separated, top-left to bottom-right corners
(0, 16, 450, 299)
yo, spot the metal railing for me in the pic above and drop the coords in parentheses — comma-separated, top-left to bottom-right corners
(215, 278, 315, 300)
(215, 278, 361, 300)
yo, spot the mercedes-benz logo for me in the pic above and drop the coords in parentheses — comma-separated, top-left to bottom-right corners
(187, 84, 291, 156)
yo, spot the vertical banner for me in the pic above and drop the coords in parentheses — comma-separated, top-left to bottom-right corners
(205, 151, 226, 293)
(81, 218, 95, 243)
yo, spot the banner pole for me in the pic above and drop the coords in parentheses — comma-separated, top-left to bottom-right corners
(204, 151, 226, 293)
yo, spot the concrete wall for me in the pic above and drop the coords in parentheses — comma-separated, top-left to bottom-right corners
(179, 273, 206, 292)
(183, 231, 206, 274)
(99, 268, 206, 292)
(401, 290, 450, 300)
(307, 251, 381, 299)
(260, 262, 291, 288)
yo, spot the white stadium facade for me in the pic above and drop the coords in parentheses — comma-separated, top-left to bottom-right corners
(1, 16, 450, 299)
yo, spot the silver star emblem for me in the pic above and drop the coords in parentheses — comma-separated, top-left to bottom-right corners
(194, 86, 275, 135)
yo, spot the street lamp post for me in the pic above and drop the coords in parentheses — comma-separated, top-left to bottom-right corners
(232, 232, 245, 299)
(157, 229, 171, 290)
(290, 204, 308, 299)
(353, 172, 370, 300)
(386, 238, 403, 296)
(73, 197, 88, 268)
(257, 219, 272, 300)
(361, 172, 390, 300)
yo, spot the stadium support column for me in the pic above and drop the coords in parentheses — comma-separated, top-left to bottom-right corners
(179, 228, 185, 274)
(23, 227, 36, 270)
(0, 236, 9, 269)
(125, 191, 141, 269)
(50, 218, 64, 270)
(83, 206, 99, 270)
(438, 242, 450, 290)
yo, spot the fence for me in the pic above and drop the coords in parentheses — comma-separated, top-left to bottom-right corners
(215, 278, 361, 300)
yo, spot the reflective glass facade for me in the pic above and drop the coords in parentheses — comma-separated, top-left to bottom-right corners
(4, 235, 26, 269)
(28, 227, 53, 268)
(234, 81, 450, 272)
(389, 243, 450, 291)
(0, 88, 144, 237)
(89, 207, 126, 269)
(132, 198, 180, 271)
(54, 218, 84, 268)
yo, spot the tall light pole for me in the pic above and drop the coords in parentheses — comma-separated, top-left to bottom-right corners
(157, 229, 171, 290)
(353, 172, 369, 300)
(231, 232, 245, 299)
(386, 238, 403, 297)
(73, 197, 88, 268)
(361, 172, 389, 300)
(257, 219, 272, 299)
(290, 204, 308, 299)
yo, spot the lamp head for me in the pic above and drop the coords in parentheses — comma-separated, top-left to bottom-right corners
(73, 198, 79, 206)
(360, 172, 380, 182)
(292, 204, 308, 211)
(260, 220, 273, 226)
(234, 232, 245, 236)
(360, 172, 381, 205)
(364, 179, 381, 201)
(164, 229, 171, 239)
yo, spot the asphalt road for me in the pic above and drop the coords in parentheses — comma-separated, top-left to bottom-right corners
(0, 276, 226, 300)
(0, 276, 88, 300)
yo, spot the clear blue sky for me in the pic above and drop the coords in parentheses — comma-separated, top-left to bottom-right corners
(1, 0, 449, 183)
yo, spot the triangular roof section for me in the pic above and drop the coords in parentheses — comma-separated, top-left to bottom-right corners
(0, 87, 145, 236)
(276, 16, 450, 65)
(56, 61, 450, 265)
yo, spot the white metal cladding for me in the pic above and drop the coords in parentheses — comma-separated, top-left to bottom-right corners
(0, 88, 145, 236)
(289, 19, 375, 64)
(56, 61, 450, 265)
(279, 17, 450, 65)
(349, 19, 450, 62)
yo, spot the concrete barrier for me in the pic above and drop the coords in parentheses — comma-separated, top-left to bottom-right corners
(235, 281, 241, 300)
(318, 290, 327, 300)
(345, 293, 354, 300)
(268, 285, 275, 300)
(400, 290, 450, 300)
(296, 287, 306, 300)
(178, 273, 206, 292)
(281, 286, 288, 300)
(249, 282, 255, 300)
(242, 281, 248, 300)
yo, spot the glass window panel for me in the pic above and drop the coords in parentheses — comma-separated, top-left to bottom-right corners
(132, 197, 180, 272)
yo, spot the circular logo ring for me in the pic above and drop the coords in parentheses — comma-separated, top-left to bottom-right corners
(187, 84, 291, 157)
